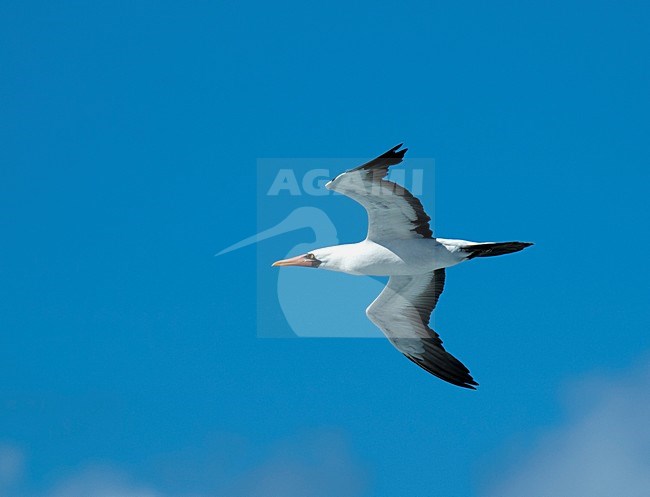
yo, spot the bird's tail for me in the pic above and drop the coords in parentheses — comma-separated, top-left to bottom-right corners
(461, 241, 533, 259)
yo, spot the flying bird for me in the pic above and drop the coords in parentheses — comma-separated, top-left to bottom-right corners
(272, 145, 532, 389)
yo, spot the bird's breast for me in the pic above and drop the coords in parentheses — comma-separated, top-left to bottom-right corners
(341, 239, 440, 276)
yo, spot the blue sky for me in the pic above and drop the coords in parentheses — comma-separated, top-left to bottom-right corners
(1, 1, 649, 496)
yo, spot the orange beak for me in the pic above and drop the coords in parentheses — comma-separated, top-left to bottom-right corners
(272, 254, 315, 267)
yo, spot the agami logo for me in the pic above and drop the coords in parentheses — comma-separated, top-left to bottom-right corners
(266, 167, 424, 197)
(218, 156, 434, 338)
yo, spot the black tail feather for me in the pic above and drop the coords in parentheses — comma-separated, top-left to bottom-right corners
(463, 241, 533, 260)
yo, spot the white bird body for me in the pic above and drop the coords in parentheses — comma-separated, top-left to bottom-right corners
(272, 145, 532, 389)
(311, 238, 467, 276)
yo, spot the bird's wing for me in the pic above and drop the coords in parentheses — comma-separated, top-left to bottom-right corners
(366, 269, 478, 389)
(325, 144, 432, 242)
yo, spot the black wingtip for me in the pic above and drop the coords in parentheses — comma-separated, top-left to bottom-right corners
(450, 376, 479, 390)
(390, 143, 408, 158)
(404, 354, 479, 390)
(377, 143, 408, 161)
(452, 377, 478, 390)
(350, 144, 409, 172)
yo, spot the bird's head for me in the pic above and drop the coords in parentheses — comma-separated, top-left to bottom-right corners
(272, 246, 342, 270)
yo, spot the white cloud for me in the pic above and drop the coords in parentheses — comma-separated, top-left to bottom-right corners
(484, 361, 650, 497)
(4, 430, 366, 497)
(45, 467, 161, 497)
(0, 443, 25, 487)
(227, 431, 367, 497)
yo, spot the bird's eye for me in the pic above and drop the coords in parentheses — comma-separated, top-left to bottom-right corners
(306, 253, 315, 259)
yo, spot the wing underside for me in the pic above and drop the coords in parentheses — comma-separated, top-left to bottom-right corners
(326, 145, 433, 241)
(366, 269, 477, 389)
